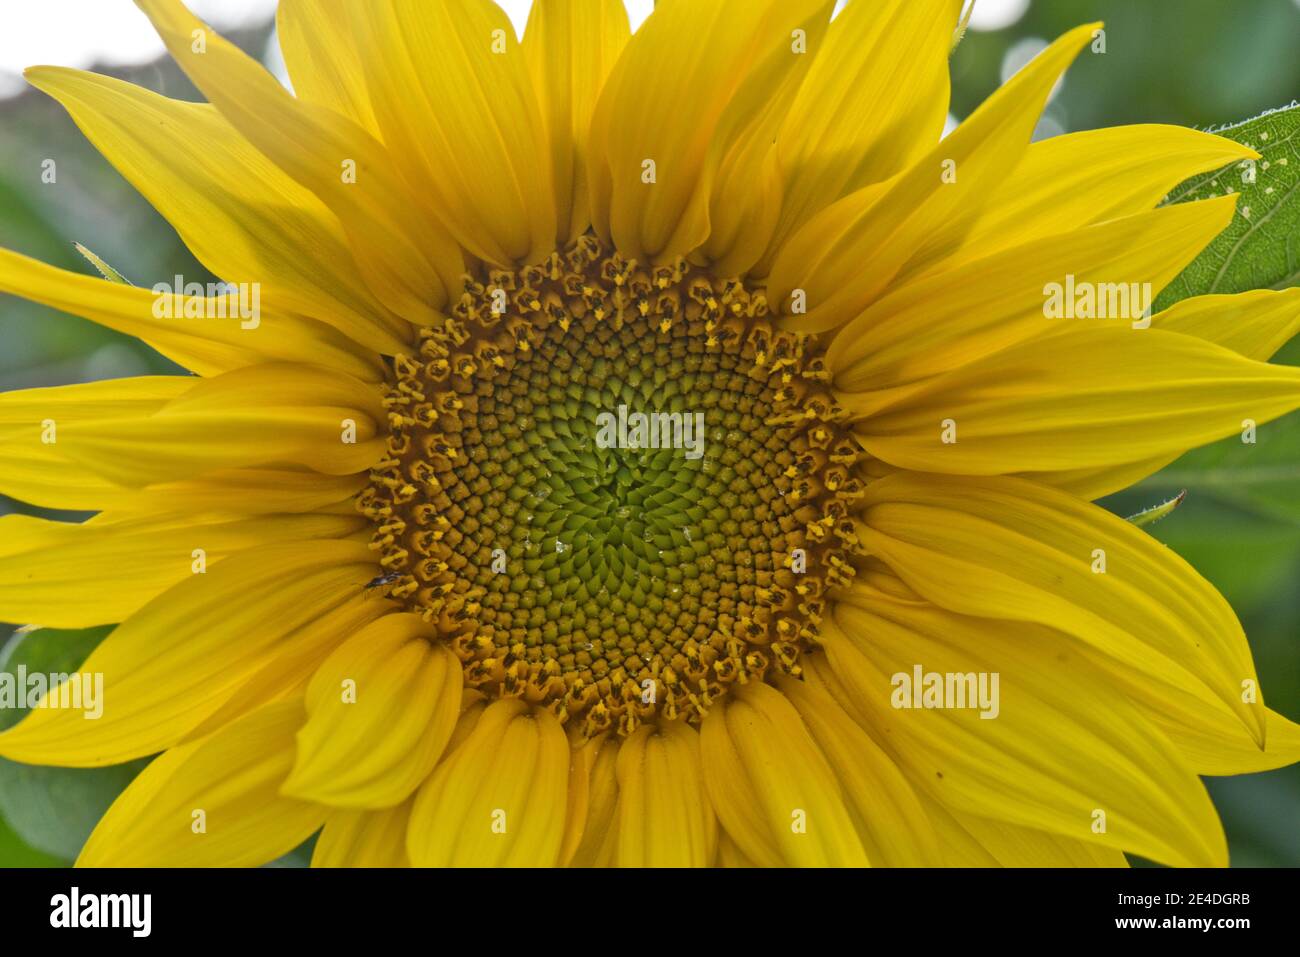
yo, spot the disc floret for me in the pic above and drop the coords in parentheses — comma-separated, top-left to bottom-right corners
(360, 238, 864, 736)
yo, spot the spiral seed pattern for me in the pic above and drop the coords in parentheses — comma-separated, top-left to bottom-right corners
(360, 237, 864, 736)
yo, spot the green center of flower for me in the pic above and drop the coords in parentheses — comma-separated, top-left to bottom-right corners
(359, 237, 862, 736)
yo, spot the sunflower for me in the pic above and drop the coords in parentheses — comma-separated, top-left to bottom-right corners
(1, 0, 1299, 869)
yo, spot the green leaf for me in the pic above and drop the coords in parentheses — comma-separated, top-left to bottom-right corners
(1156, 101, 1300, 310)
(1132, 408, 1300, 527)
(951, 0, 975, 55)
(266, 833, 318, 868)
(1145, 496, 1300, 610)
(0, 626, 149, 863)
(1124, 490, 1186, 528)
(0, 808, 63, 867)
(0, 626, 111, 733)
(1117, 105, 1300, 574)
(72, 242, 133, 286)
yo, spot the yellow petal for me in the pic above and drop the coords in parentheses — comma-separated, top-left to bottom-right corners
(1041, 288, 1300, 499)
(769, 23, 1099, 334)
(524, 0, 630, 245)
(445, 690, 490, 753)
(276, 0, 379, 135)
(25, 66, 409, 355)
(699, 681, 868, 866)
(557, 732, 605, 866)
(0, 442, 118, 511)
(568, 734, 619, 867)
(0, 247, 379, 380)
(758, 0, 959, 273)
(614, 721, 717, 867)
(808, 570, 1294, 778)
(917, 793, 1128, 867)
(0, 540, 377, 766)
(588, 0, 827, 263)
(854, 328, 1300, 475)
(284, 614, 462, 808)
(54, 363, 385, 487)
(1165, 707, 1300, 777)
(0, 375, 187, 428)
(914, 795, 998, 866)
(135, 0, 461, 321)
(829, 196, 1236, 400)
(913, 786, 1129, 866)
(77, 700, 325, 867)
(824, 594, 1228, 867)
(0, 375, 190, 509)
(1072, 641, 1300, 776)
(312, 801, 412, 868)
(1154, 288, 1300, 359)
(102, 468, 368, 519)
(406, 699, 569, 867)
(939, 124, 1258, 270)
(181, 594, 396, 743)
(776, 673, 941, 866)
(1018, 457, 1172, 504)
(855, 472, 1266, 745)
(347, 0, 555, 265)
(716, 830, 759, 868)
(692, 2, 834, 278)
(0, 510, 363, 628)
(947, 810, 1129, 867)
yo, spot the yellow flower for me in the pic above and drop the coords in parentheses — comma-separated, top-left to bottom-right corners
(1, 0, 1299, 868)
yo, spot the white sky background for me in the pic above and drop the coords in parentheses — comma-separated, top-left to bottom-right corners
(0, 0, 652, 98)
(0, 0, 1037, 101)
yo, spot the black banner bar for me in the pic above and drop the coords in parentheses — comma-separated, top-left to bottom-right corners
(0, 866, 1295, 943)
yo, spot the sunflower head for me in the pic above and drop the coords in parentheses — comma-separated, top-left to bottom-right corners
(0, 0, 1298, 871)
(361, 238, 862, 736)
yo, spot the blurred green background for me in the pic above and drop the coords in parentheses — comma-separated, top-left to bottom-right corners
(0, 0, 1297, 866)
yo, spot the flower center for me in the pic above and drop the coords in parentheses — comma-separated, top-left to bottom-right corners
(359, 237, 862, 737)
